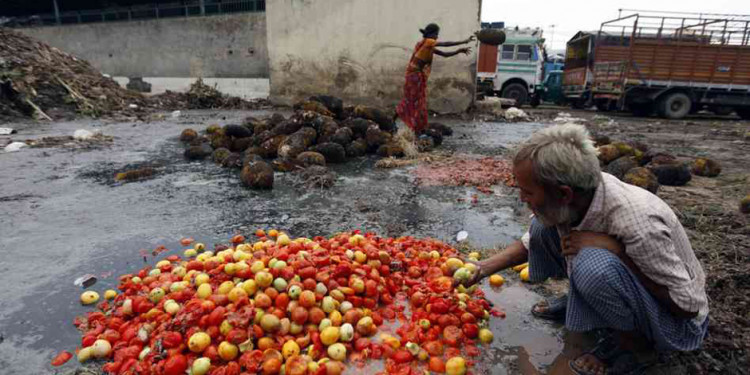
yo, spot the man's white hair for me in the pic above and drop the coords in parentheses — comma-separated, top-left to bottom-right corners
(513, 123, 601, 191)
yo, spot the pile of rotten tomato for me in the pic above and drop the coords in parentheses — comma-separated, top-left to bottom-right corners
(56, 230, 503, 375)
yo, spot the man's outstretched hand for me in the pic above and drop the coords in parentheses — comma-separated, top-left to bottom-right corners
(454, 259, 486, 288)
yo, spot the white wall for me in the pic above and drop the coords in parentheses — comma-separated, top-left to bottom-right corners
(265, 0, 481, 114)
(113, 77, 270, 99)
(20, 13, 268, 78)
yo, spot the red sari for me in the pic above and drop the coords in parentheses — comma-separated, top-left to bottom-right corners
(397, 38, 436, 134)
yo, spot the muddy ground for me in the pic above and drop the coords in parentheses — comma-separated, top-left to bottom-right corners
(0, 107, 748, 374)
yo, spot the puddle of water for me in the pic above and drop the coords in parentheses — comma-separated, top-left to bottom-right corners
(0, 111, 564, 374)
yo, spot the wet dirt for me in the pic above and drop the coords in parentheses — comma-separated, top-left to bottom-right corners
(0, 112, 563, 374)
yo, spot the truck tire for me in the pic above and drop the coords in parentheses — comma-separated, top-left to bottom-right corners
(502, 83, 528, 106)
(629, 103, 653, 117)
(658, 92, 692, 119)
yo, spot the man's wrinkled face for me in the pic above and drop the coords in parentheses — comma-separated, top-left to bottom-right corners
(513, 160, 575, 227)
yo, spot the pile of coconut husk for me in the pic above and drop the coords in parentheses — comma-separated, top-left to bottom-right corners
(0, 27, 148, 121)
(150, 79, 271, 110)
(178, 96, 454, 189)
(594, 134, 723, 195)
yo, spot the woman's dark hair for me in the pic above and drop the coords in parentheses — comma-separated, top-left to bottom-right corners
(420, 23, 440, 38)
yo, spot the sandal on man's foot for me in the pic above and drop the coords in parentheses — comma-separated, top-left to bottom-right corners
(607, 351, 657, 375)
(569, 335, 623, 375)
(531, 294, 567, 321)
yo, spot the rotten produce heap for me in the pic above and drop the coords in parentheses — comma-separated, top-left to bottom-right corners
(179, 96, 454, 189)
(58, 230, 502, 375)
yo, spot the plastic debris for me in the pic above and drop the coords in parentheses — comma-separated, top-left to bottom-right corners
(4, 142, 26, 152)
(73, 129, 101, 141)
(503, 107, 528, 121)
(171, 110, 182, 119)
(0, 128, 16, 135)
(73, 274, 98, 288)
(456, 230, 469, 242)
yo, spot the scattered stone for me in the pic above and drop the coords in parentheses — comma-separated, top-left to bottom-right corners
(648, 162, 692, 186)
(606, 157, 638, 180)
(240, 161, 274, 189)
(126, 77, 152, 93)
(296, 151, 326, 167)
(597, 144, 621, 164)
(184, 144, 213, 160)
(346, 139, 368, 157)
(623, 167, 660, 194)
(354, 105, 395, 132)
(331, 127, 353, 147)
(692, 158, 722, 177)
(114, 167, 155, 182)
(211, 147, 232, 164)
(377, 143, 405, 158)
(73, 274, 98, 288)
(310, 142, 346, 163)
(179, 128, 198, 143)
(740, 195, 750, 214)
(224, 124, 253, 138)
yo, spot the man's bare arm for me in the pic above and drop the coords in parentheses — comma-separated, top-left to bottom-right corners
(461, 240, 528, 286)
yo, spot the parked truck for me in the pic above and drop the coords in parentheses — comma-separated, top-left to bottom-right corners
(563, 11, 750, 119)
(477, 26, 546, 106)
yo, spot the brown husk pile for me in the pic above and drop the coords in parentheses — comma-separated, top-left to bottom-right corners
(0, 27, 148, 121)
(0, 27, 269, 122)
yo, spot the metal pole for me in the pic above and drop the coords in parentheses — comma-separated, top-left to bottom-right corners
(200, 0, 205, 16)
(53, 0, 61, 25)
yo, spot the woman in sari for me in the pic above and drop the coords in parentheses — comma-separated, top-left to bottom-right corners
(396, 23, 474, 135)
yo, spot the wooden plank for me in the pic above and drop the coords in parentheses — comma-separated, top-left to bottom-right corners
(477, 43, 498, 74)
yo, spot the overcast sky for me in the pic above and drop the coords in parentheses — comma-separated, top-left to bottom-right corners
(481, 0, 750, 52)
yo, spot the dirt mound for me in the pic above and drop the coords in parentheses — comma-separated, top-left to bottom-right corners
(150, 79, 271, 110)
(0, 27, 147, 121)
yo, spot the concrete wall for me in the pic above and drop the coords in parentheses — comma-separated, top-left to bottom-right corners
(265, 0, 481, 114)
(19, 13, 268, 78)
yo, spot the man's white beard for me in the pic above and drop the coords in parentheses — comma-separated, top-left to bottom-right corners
(532, 202, 577, 228)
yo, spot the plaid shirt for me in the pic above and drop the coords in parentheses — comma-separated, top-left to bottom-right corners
(521, 173, 709, 322)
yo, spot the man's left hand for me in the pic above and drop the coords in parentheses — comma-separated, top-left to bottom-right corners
(561, 231, 624, 257)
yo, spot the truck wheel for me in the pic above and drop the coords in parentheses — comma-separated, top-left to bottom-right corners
(712, 106, 734, 116)
(658, 92, 692, 119)
(501, 83, 528, 106)
(737, 108, 750, 120)
(630, 103, 653, 117)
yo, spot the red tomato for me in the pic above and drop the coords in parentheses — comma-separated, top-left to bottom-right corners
(164, 354, 187, 375)
(392, 349, 413, 364)
(442, 326, 463, 347)
(82, 334, 97, 347)
(208, 306, 227, 327)
(161, 331, 183, 349)
(50, 351, 72, 366)
(462, 323, 479, 339)
(428, 357, 446, 373)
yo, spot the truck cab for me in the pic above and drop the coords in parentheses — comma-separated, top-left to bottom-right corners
(477, 27, 545, 106)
